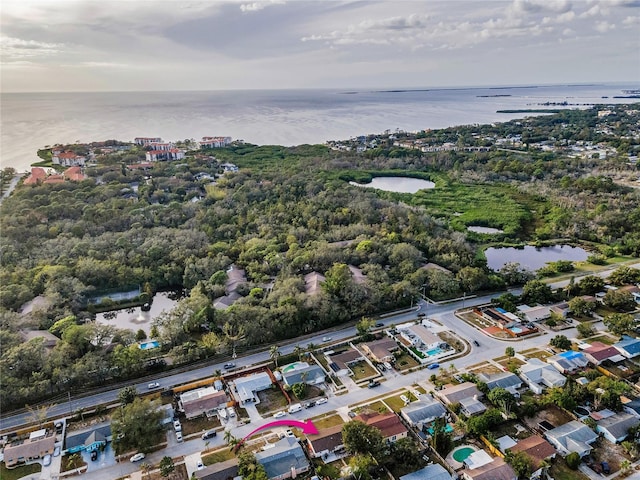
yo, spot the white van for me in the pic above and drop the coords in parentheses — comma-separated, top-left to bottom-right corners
(288, 403, 302, 414)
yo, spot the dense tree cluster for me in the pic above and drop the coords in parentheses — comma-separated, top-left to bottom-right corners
(1, 105, 638, 410)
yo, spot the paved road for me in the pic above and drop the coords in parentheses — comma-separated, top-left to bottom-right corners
(0, 173, 23, 204)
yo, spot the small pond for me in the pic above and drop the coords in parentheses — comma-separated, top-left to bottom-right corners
(349, 176, 435, 194)
(95, 291, 180, 335)
(467, 226, 504, 234)
(485, 244, 589, 272)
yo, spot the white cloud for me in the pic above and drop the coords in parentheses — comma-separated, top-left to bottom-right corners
(240, 0, 285, 13)
(595, 20, 616, 32)
(622, 14, 640, 24)
(0, 35, 64, 59)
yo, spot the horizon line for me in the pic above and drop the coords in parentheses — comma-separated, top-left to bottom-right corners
(1, 80, 637, 95)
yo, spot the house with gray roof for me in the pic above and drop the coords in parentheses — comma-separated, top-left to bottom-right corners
(519, 358, 566, 394)
(400, 464, 453, 480)
(596, 412, 640, 443)
(437, 382, 483, 405)
(255, 436, 310, 480)
(195, 458, 239, 480)
(281, 363, 325, 386)
(477, 372, 522, 396)
(544, 420, 598, 457)
(400, 396, 447, 430)
(460, 396, 487, 416)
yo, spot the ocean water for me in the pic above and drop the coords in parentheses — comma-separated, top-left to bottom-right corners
(1, 83, 637, 172)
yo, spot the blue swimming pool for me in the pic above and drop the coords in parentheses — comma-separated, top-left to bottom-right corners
(139, 340, 160, 350)
(426, 348, 444, 356)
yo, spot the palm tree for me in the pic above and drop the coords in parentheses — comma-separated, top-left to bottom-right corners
(141, 461, 152, 479)
(270, 345, 280, 367)
(293, 345, 303, 361)
(621, 460, 632, 474)
(306, 342, 317, 353)
(68, 453, 82, 474)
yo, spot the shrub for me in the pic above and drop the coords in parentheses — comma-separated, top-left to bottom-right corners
(566, 452, 581, 470)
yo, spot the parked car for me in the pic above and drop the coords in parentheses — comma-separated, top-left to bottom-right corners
(91, 450, 98, 461)
(148, 382, 161, 389)
(383, 362, 393, 371)
(273, 411, 287, 418)
(427, 363, 440, 370)
(322, 336, 332, 342)
(304, 401, 315, 409)
(223, 362, 236, 369)
(130, 453, 146, 462)
(43, 454, 52, 466)
(400, 394, 409, 404)
(176, 431, 183, 443)
(601, 462, 610, 474)
(375, 322, 384, 328)
(173, 420, 182, 431)
(284, 429, 295, 438)
(368, 380, 381, 388)
(197, 461, 205, 470)
(53, 446, 61, 457)
(473, 340, 480, 346)
(55, 422, 63, 434)
(227, 407, 236, 417)
(288, 403, 302, 413)
(202, 429, 217, 440)
(316, 397, 328, 405)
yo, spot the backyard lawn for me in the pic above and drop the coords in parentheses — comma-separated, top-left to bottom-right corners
(548, 457, 590, 480)
(203, 448, 236, 466)
(520, 348, 552, 360)
(182, 415, 221, 435)
(350, 361, 378, 381)
(256, 387, 289, 415)
(394, 352, 419, 371)
(385, 393, 413, 412)
(312, 414, 344, 429)
(0, 462, 41, 480)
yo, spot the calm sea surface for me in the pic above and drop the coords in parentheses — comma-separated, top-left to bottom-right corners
(1, 83, 637, 172)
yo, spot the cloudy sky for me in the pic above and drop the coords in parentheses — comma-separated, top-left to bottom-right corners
(1, 0, 638, 92)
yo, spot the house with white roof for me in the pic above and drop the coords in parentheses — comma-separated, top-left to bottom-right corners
(519, 358, 566, 394)
(398, 323, 441, 351)
(517, 305, 551, 323)
(544, 420, 598, 457)
(461, 451, 516, 480)
(180, 387, 228, 419)
(400, 464, 453, 480)
(233, 372, 273, 404)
